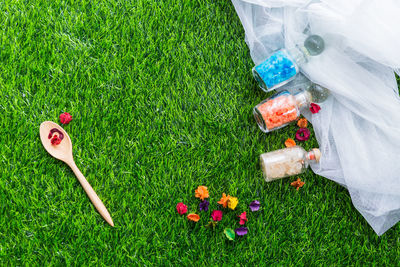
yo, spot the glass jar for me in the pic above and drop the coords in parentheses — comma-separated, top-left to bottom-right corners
(253, 84, 329, 133)
(260, 146, 321, 182)
(252, 35, 325, 92)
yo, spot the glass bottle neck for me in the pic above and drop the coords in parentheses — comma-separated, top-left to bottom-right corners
(287, 45, 309, 65)
(306, 151, 315, 161)
(294, 91, 311, 108)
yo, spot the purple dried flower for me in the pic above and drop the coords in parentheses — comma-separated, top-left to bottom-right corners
(235, 227, 248, 236)
(249, 200, 260, 212)
(199, 200, 209, 211)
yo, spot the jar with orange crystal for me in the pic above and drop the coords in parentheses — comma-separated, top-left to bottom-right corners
(253, 84, 329, 132)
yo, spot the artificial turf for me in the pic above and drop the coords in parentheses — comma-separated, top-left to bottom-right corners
(1, 0, 400, 265)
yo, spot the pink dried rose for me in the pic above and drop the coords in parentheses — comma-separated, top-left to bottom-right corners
(310, 103, 321, 114)
(176, 202, 188, 215)
(211, 210, 223, 221)
(60, 112, 73, 124)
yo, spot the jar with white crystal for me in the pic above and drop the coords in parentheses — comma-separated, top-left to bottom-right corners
(260, 146, 321, 182)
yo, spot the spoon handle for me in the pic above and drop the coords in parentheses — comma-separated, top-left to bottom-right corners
(68, 161, 114, 227)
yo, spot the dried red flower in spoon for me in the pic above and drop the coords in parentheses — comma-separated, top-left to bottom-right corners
(51, 135, 62, 145)
(48, 128, 64, 145)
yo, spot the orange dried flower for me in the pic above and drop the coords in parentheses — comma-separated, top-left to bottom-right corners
(284, 138, 296, 148)
(217, 193, 231, 208)
(187, 213, 200, 222)
(290, 178, 305, 190)
(297, 118, 308, 128)
(195, 186, 209, 201)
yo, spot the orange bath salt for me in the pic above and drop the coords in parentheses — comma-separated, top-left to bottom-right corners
(285, 138, 296, 147)
(297, 118, 308, 128)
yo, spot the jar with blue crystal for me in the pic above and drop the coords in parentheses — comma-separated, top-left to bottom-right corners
(252, 35, 325, 92)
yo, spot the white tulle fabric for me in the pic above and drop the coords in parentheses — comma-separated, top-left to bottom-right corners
(232, 0, 400, 235)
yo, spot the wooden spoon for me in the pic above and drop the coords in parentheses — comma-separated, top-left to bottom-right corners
(39, 121, 114, 226)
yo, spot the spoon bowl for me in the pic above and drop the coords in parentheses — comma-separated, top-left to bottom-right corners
(40, 121, 73, 163)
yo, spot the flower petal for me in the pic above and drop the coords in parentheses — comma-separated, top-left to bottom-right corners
(176, 202, 188, 215)
(290, 178, 305, 190)
(228, 197, 238, 210)
(217, 193, 230, 208)
(297, 118, 308, 128)
(187, 213, 200, 222)
(295, 128, 311, 141)
(310, 103, 321, 114)
(195, 186, 209, 201)
(59, 112, 73, 124)
(249, 200, 260, 212)
(224, 228, 235, 241)
(199, 200, 210, 211)
(235, 227, 248, 236)
(285, 138, 296, 148)
(205, 220, 218, 230)
(211, 210, 223, 221)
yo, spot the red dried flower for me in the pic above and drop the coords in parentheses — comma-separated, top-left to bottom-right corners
(211, 210, 223, 221)
(310, 103, 321, 114)
(238, 211, 248, 225)
(295, 128, 311, 141)
(51, 135, 62, 145)
(60, 112, 73, 124)
(176, 202, 188, 215)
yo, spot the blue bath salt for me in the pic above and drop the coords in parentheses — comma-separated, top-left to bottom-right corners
(255, 50, 298, 90)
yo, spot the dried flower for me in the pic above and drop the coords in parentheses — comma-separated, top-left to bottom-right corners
(238, 212, 248, 225)
(290, 178, 305, 190)
(310, 103, 321, 114)
(235, 227, 248, 236)
(195, 186, 209, 201)
(295, 128, 311, 141)
(187, 213, 200, 222)
(217, 193, 231, 208)
(228, 197, 239, 210)
(285, 138, 296, 148)
(199, 200, 209, 211)
(211, 210, 223, 221)
(224, 228, 235, 241)
(205, 220, 218, 230)
(51, 135, 62, 145)
(176, 202, 188, 215)
(59, 112, 73, 124)
(249, 200, 260, 212)
(297, 118, 308, 128)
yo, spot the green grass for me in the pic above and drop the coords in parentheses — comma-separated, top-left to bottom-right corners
(1, 0, 400, 265)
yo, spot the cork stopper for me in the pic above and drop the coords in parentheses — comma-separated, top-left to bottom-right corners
(312, 148, 321, 162)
